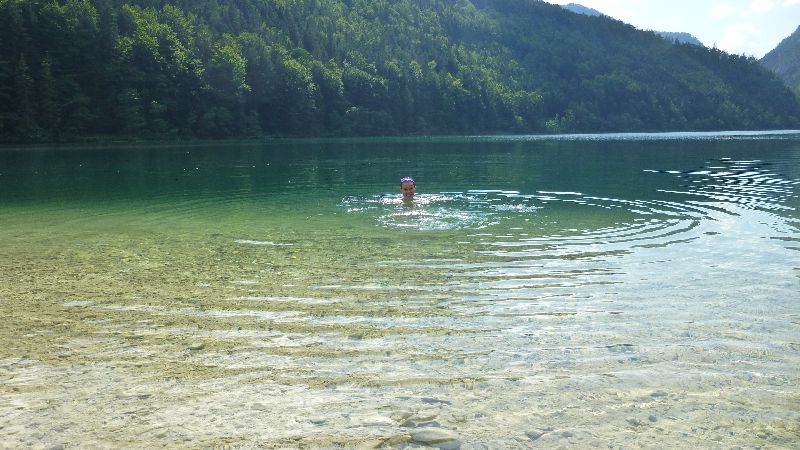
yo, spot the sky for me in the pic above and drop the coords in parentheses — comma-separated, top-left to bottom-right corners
(546, 0, 800, 58)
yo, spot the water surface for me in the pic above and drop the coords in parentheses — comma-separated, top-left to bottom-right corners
(1, 132, 799, 448)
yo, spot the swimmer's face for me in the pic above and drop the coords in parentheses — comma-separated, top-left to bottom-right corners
(400, 181, 416, 200)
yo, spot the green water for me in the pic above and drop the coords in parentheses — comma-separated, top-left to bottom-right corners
(1, 132, 799, 448)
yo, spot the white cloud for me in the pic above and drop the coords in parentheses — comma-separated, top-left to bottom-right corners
(750, 0, 776, 12)
(782, 0, 800, 5)
(718, 23, 762, 55)
(710, 4, 737, 19)
(608, 8, 638, 23)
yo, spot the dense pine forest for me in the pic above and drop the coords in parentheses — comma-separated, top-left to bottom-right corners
(1, 0, 799, 141)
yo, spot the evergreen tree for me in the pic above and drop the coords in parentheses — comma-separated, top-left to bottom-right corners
(12, 54, 41, 140)
(38, 53, 60, 138)
(117, 88, 146, 138)
(0, 37, 12, 136)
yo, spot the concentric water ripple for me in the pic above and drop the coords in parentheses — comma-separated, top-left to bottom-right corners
(648, 157, 800, 212)
(340, 157, 800, 307)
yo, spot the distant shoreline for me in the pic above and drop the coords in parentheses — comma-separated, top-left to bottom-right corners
(3, 129, 800, 151)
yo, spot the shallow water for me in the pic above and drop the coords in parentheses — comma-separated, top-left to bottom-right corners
(1, 132, 799, 448)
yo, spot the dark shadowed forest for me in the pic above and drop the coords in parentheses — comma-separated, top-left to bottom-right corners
(2, 0, 799, 141)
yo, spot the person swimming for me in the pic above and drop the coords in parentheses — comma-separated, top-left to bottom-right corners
(400, 176, 416, 204)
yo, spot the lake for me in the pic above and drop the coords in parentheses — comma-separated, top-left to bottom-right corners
(1, 132, 799, 448)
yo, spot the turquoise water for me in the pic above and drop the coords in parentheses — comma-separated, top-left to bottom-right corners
(1, 132, 799, 447)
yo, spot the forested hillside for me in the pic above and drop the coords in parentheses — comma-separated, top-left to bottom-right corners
(761, 25, 800, 96)
(1, 0, 799, 141)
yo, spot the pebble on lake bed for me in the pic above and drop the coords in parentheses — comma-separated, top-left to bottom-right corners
(401, 408, 440, 427)
(357, 416, 394, 427)
(627, 417, 646, 427)
(410, 428, 461, 449)
(526, 430, 545, 440)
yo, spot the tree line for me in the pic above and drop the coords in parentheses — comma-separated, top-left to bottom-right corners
(1, 0, 799, 142)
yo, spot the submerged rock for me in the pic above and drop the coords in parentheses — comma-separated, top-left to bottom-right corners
(354, 438, 385, 449)
(411, 428, 461, 449)
(421, 397, 452, 405)
(383, 434, 412, 446)
(358, 415, 393, 427)
(411, 410, 439, 422)
(627, 417, 645, 427)
(526, 430, 545, 440)
(401, 408, 440, 427)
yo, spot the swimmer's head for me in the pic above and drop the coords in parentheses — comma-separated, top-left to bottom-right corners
(400, 176, 416, 200)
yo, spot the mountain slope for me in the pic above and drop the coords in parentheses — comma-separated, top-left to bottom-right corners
(761, 25, 800, 94)
(657, 32, 703, 46)
(561, 3, 603, 17)
(560, 3, 704, 47)
(0, 0, 798, 141)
